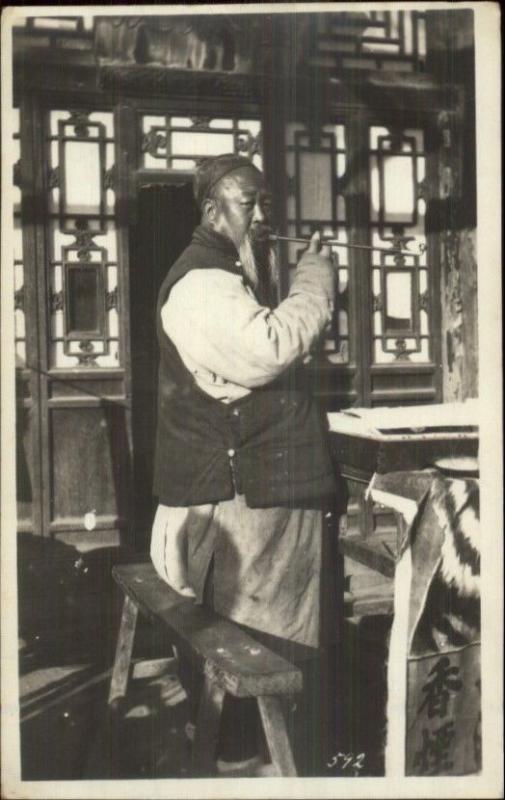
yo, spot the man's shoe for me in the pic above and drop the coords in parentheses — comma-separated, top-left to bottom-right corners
(216, 754, 263, 776)
(184, 721, 196, 742)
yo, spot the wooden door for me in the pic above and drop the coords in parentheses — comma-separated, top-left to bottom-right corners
(13, 98, 263, 549)
(129, 182, 199, 549)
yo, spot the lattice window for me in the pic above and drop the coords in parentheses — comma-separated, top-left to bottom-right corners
(313, 10, 426, 73)
(282, 119, 432, 375)
(47, 110, 119, 368)
(358, 11, 426, 69)
(140, 115, 262, 171)
(285, 122, 349, 364)
(369, 126, 430, 363)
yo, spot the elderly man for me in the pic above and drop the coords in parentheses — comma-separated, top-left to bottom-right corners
(150, 153, 339, 773)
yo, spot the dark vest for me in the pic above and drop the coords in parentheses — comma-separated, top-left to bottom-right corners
(153, 225, 336, 508)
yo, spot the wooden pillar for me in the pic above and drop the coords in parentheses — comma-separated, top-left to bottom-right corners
(345, 110, 373, 406)
(260, 15, 290, 300)
(114, 102, 137, 547)
(425, 9, 478, 401)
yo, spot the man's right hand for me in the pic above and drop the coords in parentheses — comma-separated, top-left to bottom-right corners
(292, 231, 336, 302)
(307, 230, 330, 258)
(150, 505, 196, 598)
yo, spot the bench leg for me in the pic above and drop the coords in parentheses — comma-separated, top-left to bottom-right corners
(191, 674, 226, 776)
(108, 595, 139, 709)
(258, 695, 297, 777)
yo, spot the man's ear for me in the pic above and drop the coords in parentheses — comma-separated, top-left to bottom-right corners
(202, 198, 216, 222)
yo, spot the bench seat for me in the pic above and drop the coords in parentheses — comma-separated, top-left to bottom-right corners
(109, 561, 303, 776)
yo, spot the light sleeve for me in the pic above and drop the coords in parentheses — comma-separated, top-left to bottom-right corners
(161, 252, 334, 389)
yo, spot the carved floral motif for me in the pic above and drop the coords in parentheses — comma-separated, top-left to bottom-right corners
(48, 166, 60, 189)
(95, 16, 264, 74)
(67, 110, 92, 138)
(190, 116, 212, 130)
(372, 294, 383, 313)
(141, 130, 167, 158)
(394, 338, 411, 361)
(236, 130, 262, 158)
(77, 340, 98, 367)
(106, 287, 118, 311)
(50, 290, 64, 314)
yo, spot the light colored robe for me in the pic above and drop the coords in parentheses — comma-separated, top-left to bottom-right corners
(151, 262, 334, 647)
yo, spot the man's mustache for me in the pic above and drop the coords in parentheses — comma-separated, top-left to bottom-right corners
(248, 224, 271, 242)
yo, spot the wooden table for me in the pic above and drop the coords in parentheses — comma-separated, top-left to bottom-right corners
(327, 402, 478, 618)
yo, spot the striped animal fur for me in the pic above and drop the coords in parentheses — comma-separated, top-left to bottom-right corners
(414, 477, 480, 652)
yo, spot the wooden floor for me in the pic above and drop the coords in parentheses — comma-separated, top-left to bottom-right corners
(17, 540, 391, 780)
(19, 631, 196, 779)
(18, 624, 390, 779)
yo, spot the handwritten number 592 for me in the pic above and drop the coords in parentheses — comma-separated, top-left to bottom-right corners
(326, 752, 365, 772)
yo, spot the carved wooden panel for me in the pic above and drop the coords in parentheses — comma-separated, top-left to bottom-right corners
(284, 122, 349, 366)
(305, 10, 427, 74)
(278, 113, 439, 412)
(95, 16, 265, 74)
(141, 114, 262, 171)
(369, 126, 430, 364)
(47, 110, 120, 368)
(50, 406, 129, 526)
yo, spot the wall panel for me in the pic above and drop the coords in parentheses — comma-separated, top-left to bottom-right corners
(49, 404, 130, 530)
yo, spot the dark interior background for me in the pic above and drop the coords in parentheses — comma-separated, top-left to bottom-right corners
(130, 183, 200, 549)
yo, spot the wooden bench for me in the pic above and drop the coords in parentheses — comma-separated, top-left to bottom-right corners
(109, 562, 303, 776)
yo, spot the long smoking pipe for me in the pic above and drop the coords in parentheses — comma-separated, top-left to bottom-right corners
(269, 233, 423, 258)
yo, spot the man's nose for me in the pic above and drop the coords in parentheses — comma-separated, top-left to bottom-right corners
(252, 201, 266, 223)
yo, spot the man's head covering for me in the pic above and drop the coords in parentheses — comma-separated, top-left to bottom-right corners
(193, 154, 261, 209)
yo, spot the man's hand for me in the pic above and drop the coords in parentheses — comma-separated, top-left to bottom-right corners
(307, 230, 331, 258)
(150, 505, 196, 598)
(292, 231, 335, 302)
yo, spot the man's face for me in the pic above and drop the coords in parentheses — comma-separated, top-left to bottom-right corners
(211, 167, 272, 250)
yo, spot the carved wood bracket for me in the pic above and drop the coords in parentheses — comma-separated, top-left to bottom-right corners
(94, 16, 266, 74)
(98, 64, 263, 102)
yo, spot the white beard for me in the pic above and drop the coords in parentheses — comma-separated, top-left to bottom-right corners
(238, 235, 260, 291)
(239, 235, 279, 304)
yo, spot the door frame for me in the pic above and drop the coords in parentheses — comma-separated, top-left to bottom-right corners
(129, 174, 199, 547)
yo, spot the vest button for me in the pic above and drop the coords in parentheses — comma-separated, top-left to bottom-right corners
(232, 408, 240, 417)
(227, 448, 236, 458)
(235, 260, 242, 267)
